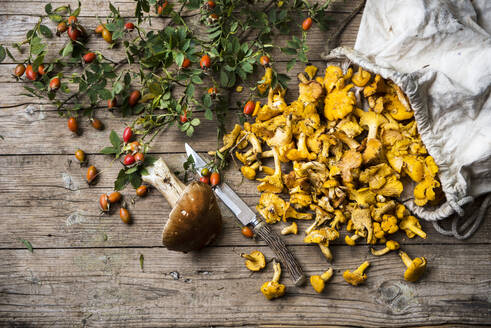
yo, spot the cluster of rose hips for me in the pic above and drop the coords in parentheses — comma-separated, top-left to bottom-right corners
(198, 167, 220, 187)
(99, 191, 133, 224)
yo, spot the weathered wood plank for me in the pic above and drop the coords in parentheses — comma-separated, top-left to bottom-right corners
(0, 0, 363, 16)
(1, 154, 490, 249)
(0, 14, 360, 64)
(0, 245, 490, 327)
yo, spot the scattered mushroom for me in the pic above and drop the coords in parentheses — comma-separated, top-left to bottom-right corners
(399, 250, 427, 282)
(399, 215, 427, 239)
(343, 261, 370, 286)
(371, 240, 400, 256)
(142, 158, 222, 252)
(310, 268, 334, 293)
(281, 222, 298, 235)
(241, 251, 266, 271)
(261, 260, 286, 300)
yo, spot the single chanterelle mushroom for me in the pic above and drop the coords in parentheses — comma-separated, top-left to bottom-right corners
(261, 260, 286, 300)
(142, 158, 222, 252)
(241, 250, 266, 271)
(310, 268, 334, 293)
(343, 261, 370, 286)
(399, 250, 427, 282)
(281, 222, 298, 235)
(371, 240, 400, 256)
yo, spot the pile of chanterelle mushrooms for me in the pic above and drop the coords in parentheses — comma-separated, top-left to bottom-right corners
(216, 64, 440, 299)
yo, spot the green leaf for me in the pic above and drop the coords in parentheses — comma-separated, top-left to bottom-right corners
(186, 125, 194, 137)
(98, 89, 113, 100)
(0, 46, 5, 63)
(175, 52, 184, 67)
(286, 58, 296, 72)
(219, 70, 229, 88)
(190, 118, 200, 126)
(125, 166, 139, 175)
(129, 173, 142, 188)
(100, 146, 117, 154)
(48, 14, 63, 23)
(281, 47, 297, 55)
(40, 25, 53, 38)
(72, 6, 81, 17)
(139, 254, 144, 271)
(109, 130, 121, 148)
(20, 238, 33, 253)
(191, 75, 202, 84)
(45, 3, 53, 14)
(109, 3, 119, 15)
(203, 94, 212, 108)
(113, 81, 124, 95)
(115, 169, 130, 190)
(61, 42, 73, 57)
(204, 108, 213, 120)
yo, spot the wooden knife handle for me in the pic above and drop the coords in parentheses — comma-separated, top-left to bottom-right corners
(254, 221, 306, 286)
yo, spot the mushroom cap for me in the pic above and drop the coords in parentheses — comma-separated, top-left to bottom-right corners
(310, 275, 325, 293)
(261, 281, 286, 300)
(343, 270, 367, 286)
(243, 251, 266, 271)
(404, 257, 427, 282)
(163, 181, 222, 252)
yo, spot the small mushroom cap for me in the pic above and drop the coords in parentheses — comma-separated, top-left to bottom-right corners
(261, 281, 286, 300)
(242, 251, 266, 271)
(310, 275, 325, 293)
(163, 181, 222, 252)
(343, 270, 367, 286)
(404, 257, 427, 282)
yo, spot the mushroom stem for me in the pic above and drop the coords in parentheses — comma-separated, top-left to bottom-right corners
(241, 253, 255, 261)
(272, 261, 282, 282)
(371, 247, 390, 256)
(354, 261, 370, 275)
(142, 158, 186, 208)
(399, 251, 413, 268)
(409, 226, 427, 239)
(320, 267, 334, 281)
(319, 243, 333, 262)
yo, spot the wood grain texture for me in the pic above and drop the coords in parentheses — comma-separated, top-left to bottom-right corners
(1, 153, 489, 249)
(1, 0, 490, 326)
(0, 245, 490, 327)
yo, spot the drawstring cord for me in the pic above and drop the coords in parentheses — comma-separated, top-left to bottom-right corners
(431, 194, 491, 239)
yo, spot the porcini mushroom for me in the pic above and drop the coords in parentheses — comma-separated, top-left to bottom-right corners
(241, 250, 266, 271)
(142, 158, 222, 252)
(261, 260, 286, 300)
(343, 261, 370, 286)
(399, 250, 427, 282)
(310, 268, 334, 293)
(371, 240, 400, 256)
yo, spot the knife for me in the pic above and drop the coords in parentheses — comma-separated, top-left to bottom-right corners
(185, 143, 306, 286)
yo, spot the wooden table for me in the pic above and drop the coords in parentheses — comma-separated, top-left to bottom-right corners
(1, 1, 490, 326)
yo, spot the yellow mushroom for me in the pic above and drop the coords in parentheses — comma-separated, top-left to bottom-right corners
(261, 260, 286, 300)
(281, 222, 298, 235)
(310, 268, 334, 293)
(324, 79, 356, 121)
(241, 250, 266, 271)
(257, 147, 284, 193)
(371, 240, 400, 256)
(241, 162, 260, 180)
(343, 261, 370, 286)
(399, 215, 427, 239)
(399, 250, 427, 282)
(352, 66, 371, 87)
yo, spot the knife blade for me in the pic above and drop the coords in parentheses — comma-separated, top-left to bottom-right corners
(184, 143, 306, 286)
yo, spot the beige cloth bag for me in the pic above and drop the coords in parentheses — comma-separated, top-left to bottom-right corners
(324, 0, 491, 239)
